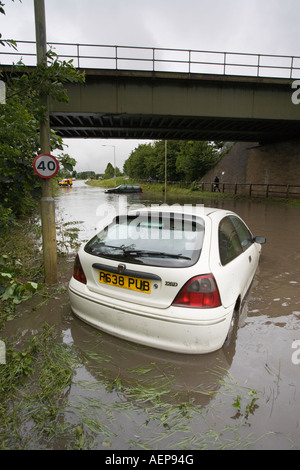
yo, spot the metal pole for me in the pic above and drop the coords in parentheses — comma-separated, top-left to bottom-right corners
(113, 146, 116, 179)
(77, 44, 80, 68)
(34, 0, 58, 284)
(164, 140, 167, 202)
(101, 144, 116, 179)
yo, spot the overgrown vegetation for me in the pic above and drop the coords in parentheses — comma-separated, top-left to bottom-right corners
(0, 323, 83, 449)
(123, 140, 225, 182)
(0, 218, 43, 327)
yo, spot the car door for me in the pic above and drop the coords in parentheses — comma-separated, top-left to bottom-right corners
(228, 215, 260, 293)
(211, 215, 256, 308)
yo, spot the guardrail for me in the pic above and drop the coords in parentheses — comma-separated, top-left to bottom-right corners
(1, 40, 300, 79)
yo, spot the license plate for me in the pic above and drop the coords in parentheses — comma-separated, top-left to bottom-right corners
(98, 270, 151, 294)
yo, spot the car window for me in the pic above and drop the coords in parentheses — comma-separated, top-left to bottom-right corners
(229, 215, 253, 251)
(218, 217, 243, 265)
(85, 212, 205, 268)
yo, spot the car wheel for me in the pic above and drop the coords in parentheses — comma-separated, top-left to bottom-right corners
(223, 297, 241, 348)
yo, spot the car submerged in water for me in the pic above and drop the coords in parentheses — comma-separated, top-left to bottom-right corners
(69, 205, 266, 354)
(105, 185, 142, 194)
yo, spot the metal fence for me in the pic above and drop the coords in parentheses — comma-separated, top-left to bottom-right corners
(139, 179, 300, 198)
(1, 40, 300, 79)
(199, 182, 300, 198)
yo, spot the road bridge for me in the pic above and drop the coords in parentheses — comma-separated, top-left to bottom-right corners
(49, 68, 300, 143)
(2, 42, 300, 142)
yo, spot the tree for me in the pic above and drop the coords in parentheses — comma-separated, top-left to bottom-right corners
(176, 141, 220, 181)
(104, 162, 114, 179)
(156, 140, 182, 181)
(123, 140, 221, 182)
(123, 143, 155, 179)
(0, 1, 18, 50)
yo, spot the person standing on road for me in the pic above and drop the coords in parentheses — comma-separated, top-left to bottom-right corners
(213, 175, 220, 192)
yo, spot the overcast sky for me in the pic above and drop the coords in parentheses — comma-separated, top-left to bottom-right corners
(1, 0, 300, 173)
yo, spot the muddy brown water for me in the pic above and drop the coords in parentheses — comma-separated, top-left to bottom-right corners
(3, 181, 300, 449)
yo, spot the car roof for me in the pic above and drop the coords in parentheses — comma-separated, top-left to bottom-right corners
(128, 206, 232, 218)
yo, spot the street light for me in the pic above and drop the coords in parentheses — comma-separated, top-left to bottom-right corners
(101, 144, 116, 179)
(164, 140, 167, 202)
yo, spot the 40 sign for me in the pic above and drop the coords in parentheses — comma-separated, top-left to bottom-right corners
(33, 154, 59, 179)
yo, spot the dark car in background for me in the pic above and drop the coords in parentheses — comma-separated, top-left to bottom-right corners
(105, 185, 142, 194)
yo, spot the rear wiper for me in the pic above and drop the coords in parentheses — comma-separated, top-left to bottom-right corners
(87, 245, 191, 260)
(123, 249, 191, 260)
(86, 244, 124, 255)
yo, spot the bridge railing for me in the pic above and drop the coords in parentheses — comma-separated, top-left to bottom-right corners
(1, 40, 300, 79)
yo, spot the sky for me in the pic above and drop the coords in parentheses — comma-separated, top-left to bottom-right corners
(1, 0, 300, 173)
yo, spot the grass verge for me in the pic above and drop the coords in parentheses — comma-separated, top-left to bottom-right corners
(85, 177, 300, 206)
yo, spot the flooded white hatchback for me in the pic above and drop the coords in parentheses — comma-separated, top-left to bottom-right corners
(69, 204, 265, 353)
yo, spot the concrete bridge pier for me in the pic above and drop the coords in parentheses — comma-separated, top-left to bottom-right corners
(202, 140, 300, 188)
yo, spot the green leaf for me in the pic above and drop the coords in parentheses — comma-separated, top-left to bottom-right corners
(25, 281, 42, 292)
(0, 272, 12, 279)
(232, 395, 242, 411)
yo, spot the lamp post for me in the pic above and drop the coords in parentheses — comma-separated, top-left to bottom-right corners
(102, 144, 116, 179)
(164, 140, 167, 202)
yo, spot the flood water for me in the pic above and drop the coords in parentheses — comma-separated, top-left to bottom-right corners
(13, 181, 300, 449)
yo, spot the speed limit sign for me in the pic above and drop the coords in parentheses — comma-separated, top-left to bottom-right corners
(33, 154, 59, 179)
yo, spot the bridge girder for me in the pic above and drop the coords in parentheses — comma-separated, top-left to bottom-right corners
(50, 111, 300, 143)
(45, 69, 300, 143)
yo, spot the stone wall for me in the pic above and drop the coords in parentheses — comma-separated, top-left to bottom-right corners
(246, 141, 300, 185)
(202, 140, 300, 186)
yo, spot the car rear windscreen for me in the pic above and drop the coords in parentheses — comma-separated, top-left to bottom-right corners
(85, 212, 205, 267)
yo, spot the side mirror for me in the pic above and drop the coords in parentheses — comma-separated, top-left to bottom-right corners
(253, 236, 266, 244)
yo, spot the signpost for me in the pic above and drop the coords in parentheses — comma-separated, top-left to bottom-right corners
(33, 153, 59, 285)
(34, 0, 58, 284)
(33, 154, 59, 179)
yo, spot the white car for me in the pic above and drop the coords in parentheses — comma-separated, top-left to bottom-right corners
(69, 206, 266, 354)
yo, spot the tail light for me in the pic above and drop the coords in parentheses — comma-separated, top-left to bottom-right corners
(172, 274, 221, 308)
(73, 254, 87, 284)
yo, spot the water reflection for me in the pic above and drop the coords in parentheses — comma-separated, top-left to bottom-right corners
(68, 311, 238, 408)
